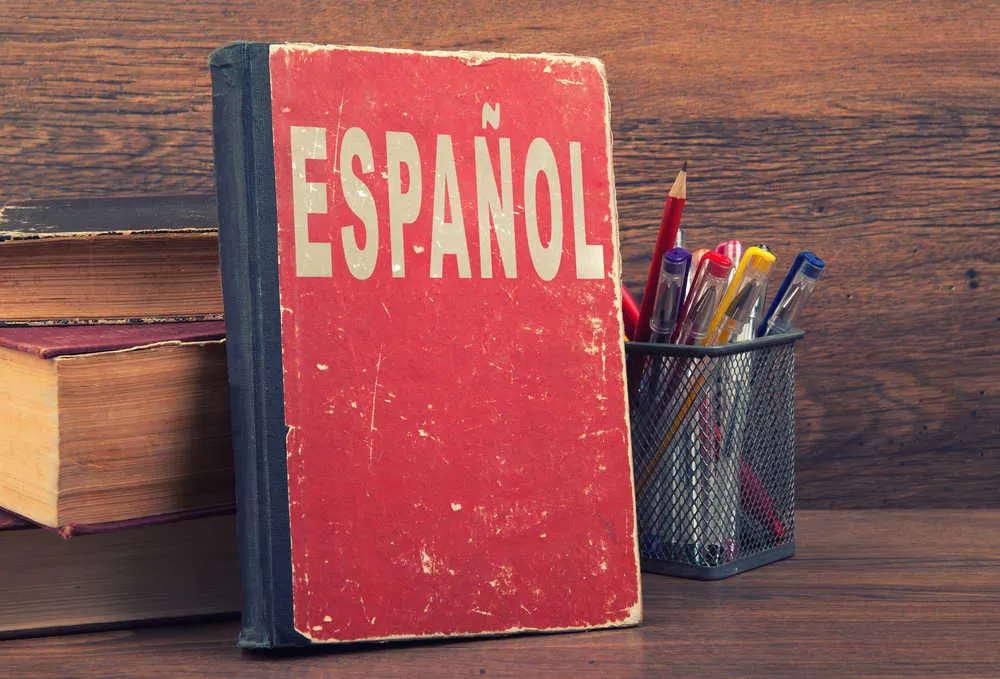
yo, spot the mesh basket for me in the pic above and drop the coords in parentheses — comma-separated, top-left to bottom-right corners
(624, 331, 802, 579)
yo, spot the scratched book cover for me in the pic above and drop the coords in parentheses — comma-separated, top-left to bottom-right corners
(211, 42, 640, 647)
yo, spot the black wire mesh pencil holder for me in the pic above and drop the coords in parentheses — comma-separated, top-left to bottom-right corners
(625, 331, 803, 579)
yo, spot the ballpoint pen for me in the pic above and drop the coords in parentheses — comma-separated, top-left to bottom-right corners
(648, 248, 691, 343)
(672, 252, 732, 345)
(715, 240, 743, 284)
(710, 279, 759, 346)
(702, 246, 775, 345)
(741, 243, 771, 341)
(758, 251, 826, 336)
(695, 245, 773, 566)
(661, 251, 736, 565)
(686, 249, 710, 295)
(634, 252, 732, 491)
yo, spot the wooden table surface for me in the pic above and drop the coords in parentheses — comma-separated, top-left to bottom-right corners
(1, 510, 997, 677)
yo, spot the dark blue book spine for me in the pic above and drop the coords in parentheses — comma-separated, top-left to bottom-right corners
(209, 42, 303, 649)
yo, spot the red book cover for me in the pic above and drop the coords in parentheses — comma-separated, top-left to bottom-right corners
(210, 42, 640, 648)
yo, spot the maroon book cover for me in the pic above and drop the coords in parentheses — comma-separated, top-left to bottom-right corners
(0, 509, 29, 532)
(211, 43, 640, 648)
(0, 505, 234, 538)
(0, 321, 226, 359)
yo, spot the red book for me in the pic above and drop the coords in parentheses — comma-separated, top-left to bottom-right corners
(210, 42, 641, 648)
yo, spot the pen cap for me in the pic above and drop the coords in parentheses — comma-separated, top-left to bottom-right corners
(701, 251, 733, 282)
(741, 246, 777, 279)
(798, 251, 825, 280)
(715, 240, 743, 271)
(661, 247, 691, 278)
(738, 243, 773, 341)
(759, 251, 826, 336)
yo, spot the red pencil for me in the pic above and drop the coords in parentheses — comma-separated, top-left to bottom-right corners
(621, 285, 640, 339)
(635, 163, 687, 342)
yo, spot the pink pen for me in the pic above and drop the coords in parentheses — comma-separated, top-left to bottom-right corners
(715, 240, 743, 283)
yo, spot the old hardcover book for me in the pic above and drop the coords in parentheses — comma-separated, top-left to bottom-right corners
(0, 194, 222, 325)
(0, 322, 234, 528)
(0, 508, 240, 639)
(210, 42, 640, 648)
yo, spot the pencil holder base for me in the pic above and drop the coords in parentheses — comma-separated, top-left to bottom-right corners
(640, 542, 795, 580)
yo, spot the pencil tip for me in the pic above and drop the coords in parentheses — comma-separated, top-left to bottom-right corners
(681, 161, 688, 173)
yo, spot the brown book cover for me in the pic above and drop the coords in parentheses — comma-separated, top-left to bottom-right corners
(0, 194, 223, 325)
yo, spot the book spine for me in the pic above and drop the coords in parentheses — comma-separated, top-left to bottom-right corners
(209, 42, 291, 649)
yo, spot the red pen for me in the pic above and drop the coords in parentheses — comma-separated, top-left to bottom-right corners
(671, 251, 731, 345)
(634, 163, 687, 342)
(621, 285, 640, 340)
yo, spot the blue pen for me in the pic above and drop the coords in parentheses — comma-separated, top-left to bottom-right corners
(649, 248, 691, 343)
(758, 251, 825, 336)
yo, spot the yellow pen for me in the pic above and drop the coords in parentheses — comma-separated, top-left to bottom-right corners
(701, 246, 776, 346)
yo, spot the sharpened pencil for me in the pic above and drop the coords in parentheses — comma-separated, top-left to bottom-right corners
(634, 163, 687, 342)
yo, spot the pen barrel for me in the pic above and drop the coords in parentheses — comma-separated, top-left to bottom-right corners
(649, 249, 690, 343)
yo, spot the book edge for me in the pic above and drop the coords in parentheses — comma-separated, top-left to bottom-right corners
(0, 229, 216, 241)
(212, 40, 302, 650)
(267, 41, 606, 70)
(0, 193, 218, 238)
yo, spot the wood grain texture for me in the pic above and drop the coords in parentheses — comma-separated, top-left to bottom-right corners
(0, 511, 997, 677)
(1, 1, 997, 507)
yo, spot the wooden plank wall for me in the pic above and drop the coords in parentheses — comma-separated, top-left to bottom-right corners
(2, 1, 996, 507)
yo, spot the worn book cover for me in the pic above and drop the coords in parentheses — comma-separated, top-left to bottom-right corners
(0, 194, 222, 325)
(210, 42, 640, 648)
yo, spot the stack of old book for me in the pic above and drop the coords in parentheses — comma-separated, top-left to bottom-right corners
(0, 195, 239, 638)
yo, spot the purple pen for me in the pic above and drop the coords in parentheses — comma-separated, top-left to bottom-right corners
(649, 248, 691, 343)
